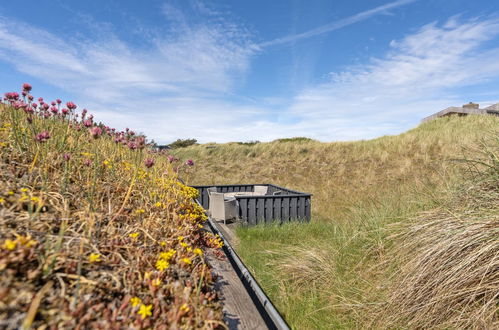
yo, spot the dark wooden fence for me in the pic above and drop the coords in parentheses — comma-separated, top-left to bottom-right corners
(191, 184, 311, 225)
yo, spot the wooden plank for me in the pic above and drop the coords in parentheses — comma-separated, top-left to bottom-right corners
(256, 198, 265, 224)
(298, 197, 306, 219)
(265, 198, 273, 223)
(205, 248, 267, 329)
(248, 199, 256, 225)
(274, 198, 281, 222)
(290, 197, 297, 220)
(239, 199, 248, 223)
(282, 198, 290, 222)
(305, 197, 311, 221)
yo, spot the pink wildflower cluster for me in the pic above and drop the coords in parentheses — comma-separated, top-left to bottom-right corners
(3, 83, 194, 170)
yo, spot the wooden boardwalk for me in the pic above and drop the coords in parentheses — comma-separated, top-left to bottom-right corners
(205, 220, 269, 329)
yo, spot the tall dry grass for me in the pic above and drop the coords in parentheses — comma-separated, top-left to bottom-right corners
(376, 132, 499, 329)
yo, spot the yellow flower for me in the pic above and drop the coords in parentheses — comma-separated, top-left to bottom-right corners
(138, 304, 152, 319)
(88, 253, 101, 263)
(160, 241, 167, 247)
(180, 303, 190, 312)
(135, 209, 145, 215)
(20, 188, 29, 193)
(15, 234, 37, 248)
(8, 191, 14, 195)
(0, 197, 5, 204)
(154, 202, 162, 207)
(152, 278, 162, 286)
(156, 259, 169, 271)
(3, 239, 17, 251)
(30, 196, 40, 203)
(144, 271, 152, 279)
(177, 235, 184, 241)
(182, 258, 192, 265)
(193, 248, 203, 256)
(130, 297, 141, 307)
(129, 232, 139, 239)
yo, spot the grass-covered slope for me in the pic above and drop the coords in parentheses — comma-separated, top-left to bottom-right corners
(0, 85, 224, 328)
(173, 115, 499, 328)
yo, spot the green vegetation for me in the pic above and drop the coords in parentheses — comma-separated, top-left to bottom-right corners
(168, 138, 198, 149)
(173, 115, 499, 329)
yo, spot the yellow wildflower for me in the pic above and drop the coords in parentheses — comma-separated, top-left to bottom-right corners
(20, 188, 29, 193)
(177, 235, 184, 241)
(0, 197, 5, 204)
(152, 278, 162, 286)
(154, 202, 162, 207)
(193, 248, 203, 256)
(180, 303, 190, 312)
(180, 241, 188, 248)
(88, 253, 101, 263)
(130, 297, 141, 307)
(156, 259, 169, 271)
(135, 209, 145, 215)
(160, 241, 167, 247)
(30, 196, 40, 203)
(15, 234, 37, 248)
(138, 304, 152, 319)
(182, 258, 192, 265)
(3, 239, 17, 251)
(129, 232, 139, 239)
(144, 271, 152, 279)
(8, 191, 14, 195)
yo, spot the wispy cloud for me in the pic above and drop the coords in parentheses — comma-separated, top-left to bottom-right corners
(259, 0, 418, 47)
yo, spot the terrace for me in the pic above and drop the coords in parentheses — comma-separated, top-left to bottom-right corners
(191, 184, 312, 226)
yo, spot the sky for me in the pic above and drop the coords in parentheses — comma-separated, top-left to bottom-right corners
(1, 0, 499, 143)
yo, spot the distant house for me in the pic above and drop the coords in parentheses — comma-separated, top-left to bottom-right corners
(421, 102, 499, 123)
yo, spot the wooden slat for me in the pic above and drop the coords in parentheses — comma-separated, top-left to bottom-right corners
(248, 199, 256, 225)
(265, 198, 273, 223)
(274, 198, 281, 222)
(298, 197, 306, 219)
(305, 197, 311, 221)
(290, 197, 297, 219)
(239, 198, 248, 222)
(282, 198, 290, 222)
(257, 198, 265, 224)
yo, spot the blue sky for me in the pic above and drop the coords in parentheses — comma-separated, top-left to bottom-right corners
(1, 0, 499, 143)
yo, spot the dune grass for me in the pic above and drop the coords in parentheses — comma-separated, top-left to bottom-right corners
(173, 115, 499, 328)
(0, 86, 224, 328)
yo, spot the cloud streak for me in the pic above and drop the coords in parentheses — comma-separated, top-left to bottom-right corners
(259, 0, 418, 47)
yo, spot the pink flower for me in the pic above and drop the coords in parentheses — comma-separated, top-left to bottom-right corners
(127, 142, 137, 150)
(35, 131, 50, 142)
(51, 101, 56, 106)
(89, 126, 102, 138)
(144, 158, 155, 168)
(167, 155, 175, 163)
(50, 106, 58, 114)
(22, 83, 32, 92)
(185, 159, 194, 166)
(56, 99, 62, 104)
(83, 119, 93, 127)
(32, 103, 38, 109)
(66, 101, 77, 110)
(83, 159, 92, 166)
(38, 97, 43, 103)
(63, 153, 71, 161)
(61, 108, 69, 115)
(28, 95, 34, 101)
